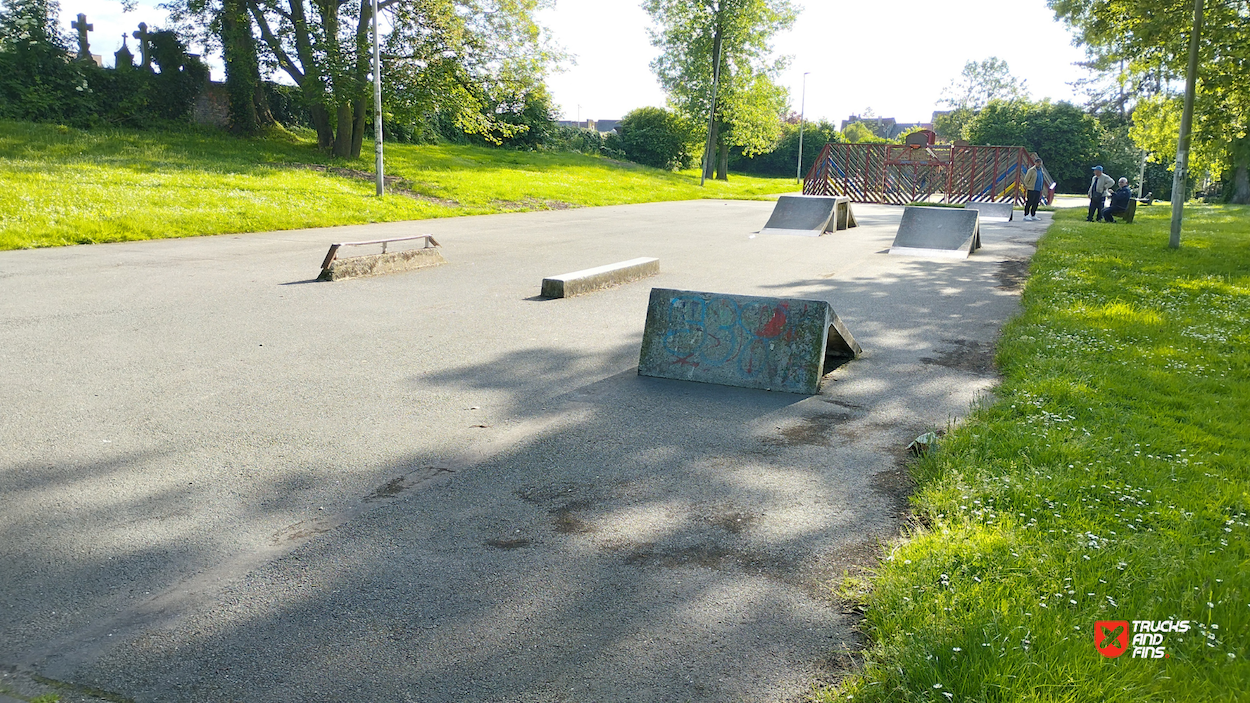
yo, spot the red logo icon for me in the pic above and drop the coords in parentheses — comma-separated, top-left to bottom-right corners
(1095, 620, 1130, 657)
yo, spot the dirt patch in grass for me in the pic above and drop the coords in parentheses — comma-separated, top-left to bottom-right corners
(870, 464, 915, 520)
(491, 197, 576, 211)
(919, 338, 996, 375)
(283, 162, 462, 207)
(996, 257, 1031, 291)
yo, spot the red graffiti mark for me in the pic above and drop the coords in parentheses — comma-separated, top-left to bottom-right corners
(760, 304, 788, 338)
(670, 353, 700, 368)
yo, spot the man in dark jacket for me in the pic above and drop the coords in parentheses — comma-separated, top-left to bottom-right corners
(1102, 178, 1134, 223)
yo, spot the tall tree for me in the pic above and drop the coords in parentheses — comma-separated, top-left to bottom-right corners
(964, 99, 1101, 192)
(219, 0, 274, 134)
(173, 0, 554, 157)
(934, 57, 1028, 141)
(939, 57, 1029, 110)
(1049, 0, 1250, 203)
(645, 0, 796, 181)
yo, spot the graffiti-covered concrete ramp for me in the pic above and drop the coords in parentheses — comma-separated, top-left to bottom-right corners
(638, 288, 861, 394)
(760, 194, 857, 236)
(889, 206, 981, 259)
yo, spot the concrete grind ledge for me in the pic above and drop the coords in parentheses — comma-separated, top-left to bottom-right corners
(541, 257, 659, 298)
(319, 247, 447, 281)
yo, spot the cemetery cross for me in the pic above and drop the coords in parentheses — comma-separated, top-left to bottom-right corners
(71, 13, 92, 62)
(133, 22, 151, 70)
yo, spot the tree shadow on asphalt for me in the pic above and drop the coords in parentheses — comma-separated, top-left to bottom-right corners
(3, 241, 1032, 702)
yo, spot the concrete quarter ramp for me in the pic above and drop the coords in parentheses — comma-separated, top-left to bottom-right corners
(760, 194, 857, 237)
(889, 206, 982, 259)
(638, 288, 861, 394)
(965, 201, 1014, 221)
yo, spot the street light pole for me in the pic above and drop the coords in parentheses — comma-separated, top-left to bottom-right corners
(372, 0, 383, 196)
(795, 71, 809, 185)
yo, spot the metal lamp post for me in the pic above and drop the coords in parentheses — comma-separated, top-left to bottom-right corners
(372, 0, 383, 196)
(795, 71, 809, 185)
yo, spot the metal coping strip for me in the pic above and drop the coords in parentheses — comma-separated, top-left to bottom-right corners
(321, 234, 440, 272)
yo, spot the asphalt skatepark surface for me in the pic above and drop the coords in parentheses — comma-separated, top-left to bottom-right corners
(0, 200, 1048, 702)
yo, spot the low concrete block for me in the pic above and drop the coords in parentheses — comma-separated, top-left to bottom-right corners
(541, 257, 659, 298)
(320, 247, 447, 281)
(889, 206, 981, 259)
(965, 201, 1014, 221)
(638, 288, 861, 394)
(761, 194, 857, 236)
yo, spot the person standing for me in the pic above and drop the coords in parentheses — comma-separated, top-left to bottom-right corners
(1022, 157, 1045, 221)
(1087, 165, 1114, 221)
(1102, 177, 1134, 223)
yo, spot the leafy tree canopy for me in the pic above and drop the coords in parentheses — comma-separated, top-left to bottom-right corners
(939, 57, 1029, 111)
(645, 0, 797, 179)
(932, 57, 1028, 142)
(1048, 0, 1250, 202)
(618, 106, 695, 170)
(170, 0, 557, 157)
(965, 98, 1102, 191)
(842, 121, 888, 144)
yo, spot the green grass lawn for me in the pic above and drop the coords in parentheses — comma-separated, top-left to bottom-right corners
(820, 204, 1249, 702)
(0, 120, 796, 250)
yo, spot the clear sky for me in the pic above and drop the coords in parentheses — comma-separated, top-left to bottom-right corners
(65, 0, 1093, 125)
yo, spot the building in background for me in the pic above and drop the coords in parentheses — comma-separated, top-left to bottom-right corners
(555, 119, 621, 134)
(840, 115, 933, 140)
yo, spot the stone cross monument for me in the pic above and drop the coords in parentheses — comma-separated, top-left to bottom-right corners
(132, 22, 151, 70)
(71, 13, 93, 62)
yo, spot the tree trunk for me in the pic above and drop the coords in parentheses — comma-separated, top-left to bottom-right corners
(716, 140, 729, 181)
(703, 120, 718, 181)
(253, 83, 274, 126)
(310, 103, 334, 149)
(222, 0, 260, 135)
(1231, 136, 1250, 204)
(350, 98, 367, 159)
(333, 102, 354, 157)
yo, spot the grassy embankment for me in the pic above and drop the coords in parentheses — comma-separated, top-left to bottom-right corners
(819, 204, 1249, 701)
(0, 120, 795, 250)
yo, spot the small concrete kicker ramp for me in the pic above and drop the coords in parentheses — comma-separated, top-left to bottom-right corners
(965, 201, 1013, 221)
(638, 288, 861, 394)
(761, 194, 857, 236)
(889, 206, 981, 259)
